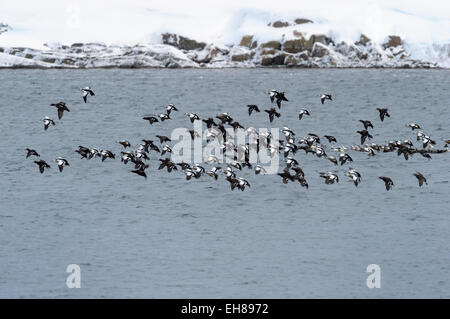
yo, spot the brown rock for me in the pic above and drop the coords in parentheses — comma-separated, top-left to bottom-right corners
(240, 35, 253, 47)
(293, 30, 304, 38)
(71, 43, 84, 48)
(260, 41, 281, 50)
(356, 34, 371, 46)
(231, 54, 250, 62)
(272, 53, 288, 65)
(285, 55, 300, 66)
(239, 35, 258, 49)
(261, 49, 277, 55)
(178, 36, 206, 51)
(294, 18, 313, 25)
(299, 51, 309, 60)
(24, 54, 34, 59)
(272, 20, 290, 28)
(162, 33, 206, 50)
(283, 38, 306, 53)
(261, 56, 273, 66)
(311, 43, 329, 58)
(384, 35, 402, 48)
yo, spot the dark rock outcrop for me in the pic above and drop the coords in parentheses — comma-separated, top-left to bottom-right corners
(162, 33, 206, 51)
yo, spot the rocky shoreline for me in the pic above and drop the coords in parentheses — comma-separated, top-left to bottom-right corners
(0, 19, 444, 69)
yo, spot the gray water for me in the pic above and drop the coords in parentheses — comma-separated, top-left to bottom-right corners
(0, 68, 449, 298)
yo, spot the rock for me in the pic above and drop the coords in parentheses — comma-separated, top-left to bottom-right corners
(24, 54, 34, 59)
(384, 35, 402, 48)
(260, 41, 281, 50)
(0, 47, 4, 52)
(283, 38, 306, 53)
(271, 20, 290, 28)
(293, 30, 304, 38)
(162, 33, 206, 51)
(240, 35, 253, 47)
(62, 58, 76, 65)
(356, 34, 371, 46)
(272, 53, 288, 65)
(71, 43, 84, 48)
(42, 57, 56, 64)
(261, 56, 273, 66)
(303, 34, 333, 51)
(285, 55, 300, 66)
(311, 42, 329, 58)
(239, 35, 258, 49)
(261, 49, 277, 55)
(299, 51, 309, 60)
(231, 53, 250, 62)
(294, 18, 313, 25)
(179, 35, 206, 50)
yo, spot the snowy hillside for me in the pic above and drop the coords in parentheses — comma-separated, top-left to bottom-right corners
(1, 0, 449, 68)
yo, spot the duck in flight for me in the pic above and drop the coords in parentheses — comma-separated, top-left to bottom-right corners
(320, 172, 339, 184)
(359, 120, 374, 130)
(118, 140, 131, 148)
(166, 104, 178, 115)
(264, 107, 281, 123)
(42, 116, 56, 131)
(376, 108, 390, 122)
(50, 102, 70, 120)
(34, 160, 51, 174)
(320, 94, 332, 104)
(26, 148, 40, 158)
(81, 87, 95, 103)
(143, 116, 158, 125)
(55, 157, 70, 172)
(379, 176, 394, 191)
(247, 104, 260, 116)
(357, 129, 373, 144)
(268, 90, 288, 108)
(298, 109, 311, 120)
(413, 172, 427, 187)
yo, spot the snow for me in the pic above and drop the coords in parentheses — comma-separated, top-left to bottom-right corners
(1, 0, 449, 67)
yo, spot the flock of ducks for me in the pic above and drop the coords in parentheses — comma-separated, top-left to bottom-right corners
(26, 87, 449, 192)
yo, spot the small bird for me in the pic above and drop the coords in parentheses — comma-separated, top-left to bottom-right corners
(327, 156, 338, 165)
(413, 172, 427, 187)
(347, 168, 361, 187)
(26, 148, 40, 158)
(206, 166, 221, 180)
(247, 104, 260, 116)
(131, 167, 147, 179)
(157, 113, 170, 122)
(268, 90, 288, 108)
(324, 135, 337, 143)
(264, 108, 281, 123)
(143, 116, 158, 125)
(376, 108, 390, 122)
(186, 113, 200, 123)
(320, 94, 332, 104)
(42, 116, 56, 131)
(34, 160, 51, 174)
(339, 153, 353, 166)
(359, 120, 374, 130)
(408, 123, 421, 130)
(55, 157, 70, 172)
(100, 150, 115, 162)
(156, 135, 171, 144)
(379, 176, 394, 191)
(357, 130, 373, 145)
(298, 109, 311, 120)
(118, 140, 131, 148)
(166, 104, 178, 115)
(50, 102, 70, 120)
(161, 145, 172, 156)
(320, 172, 339, 184)
(254, 165, 267, 175)
(81, 87, 95, 103)
(202, 118, 217, 128)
